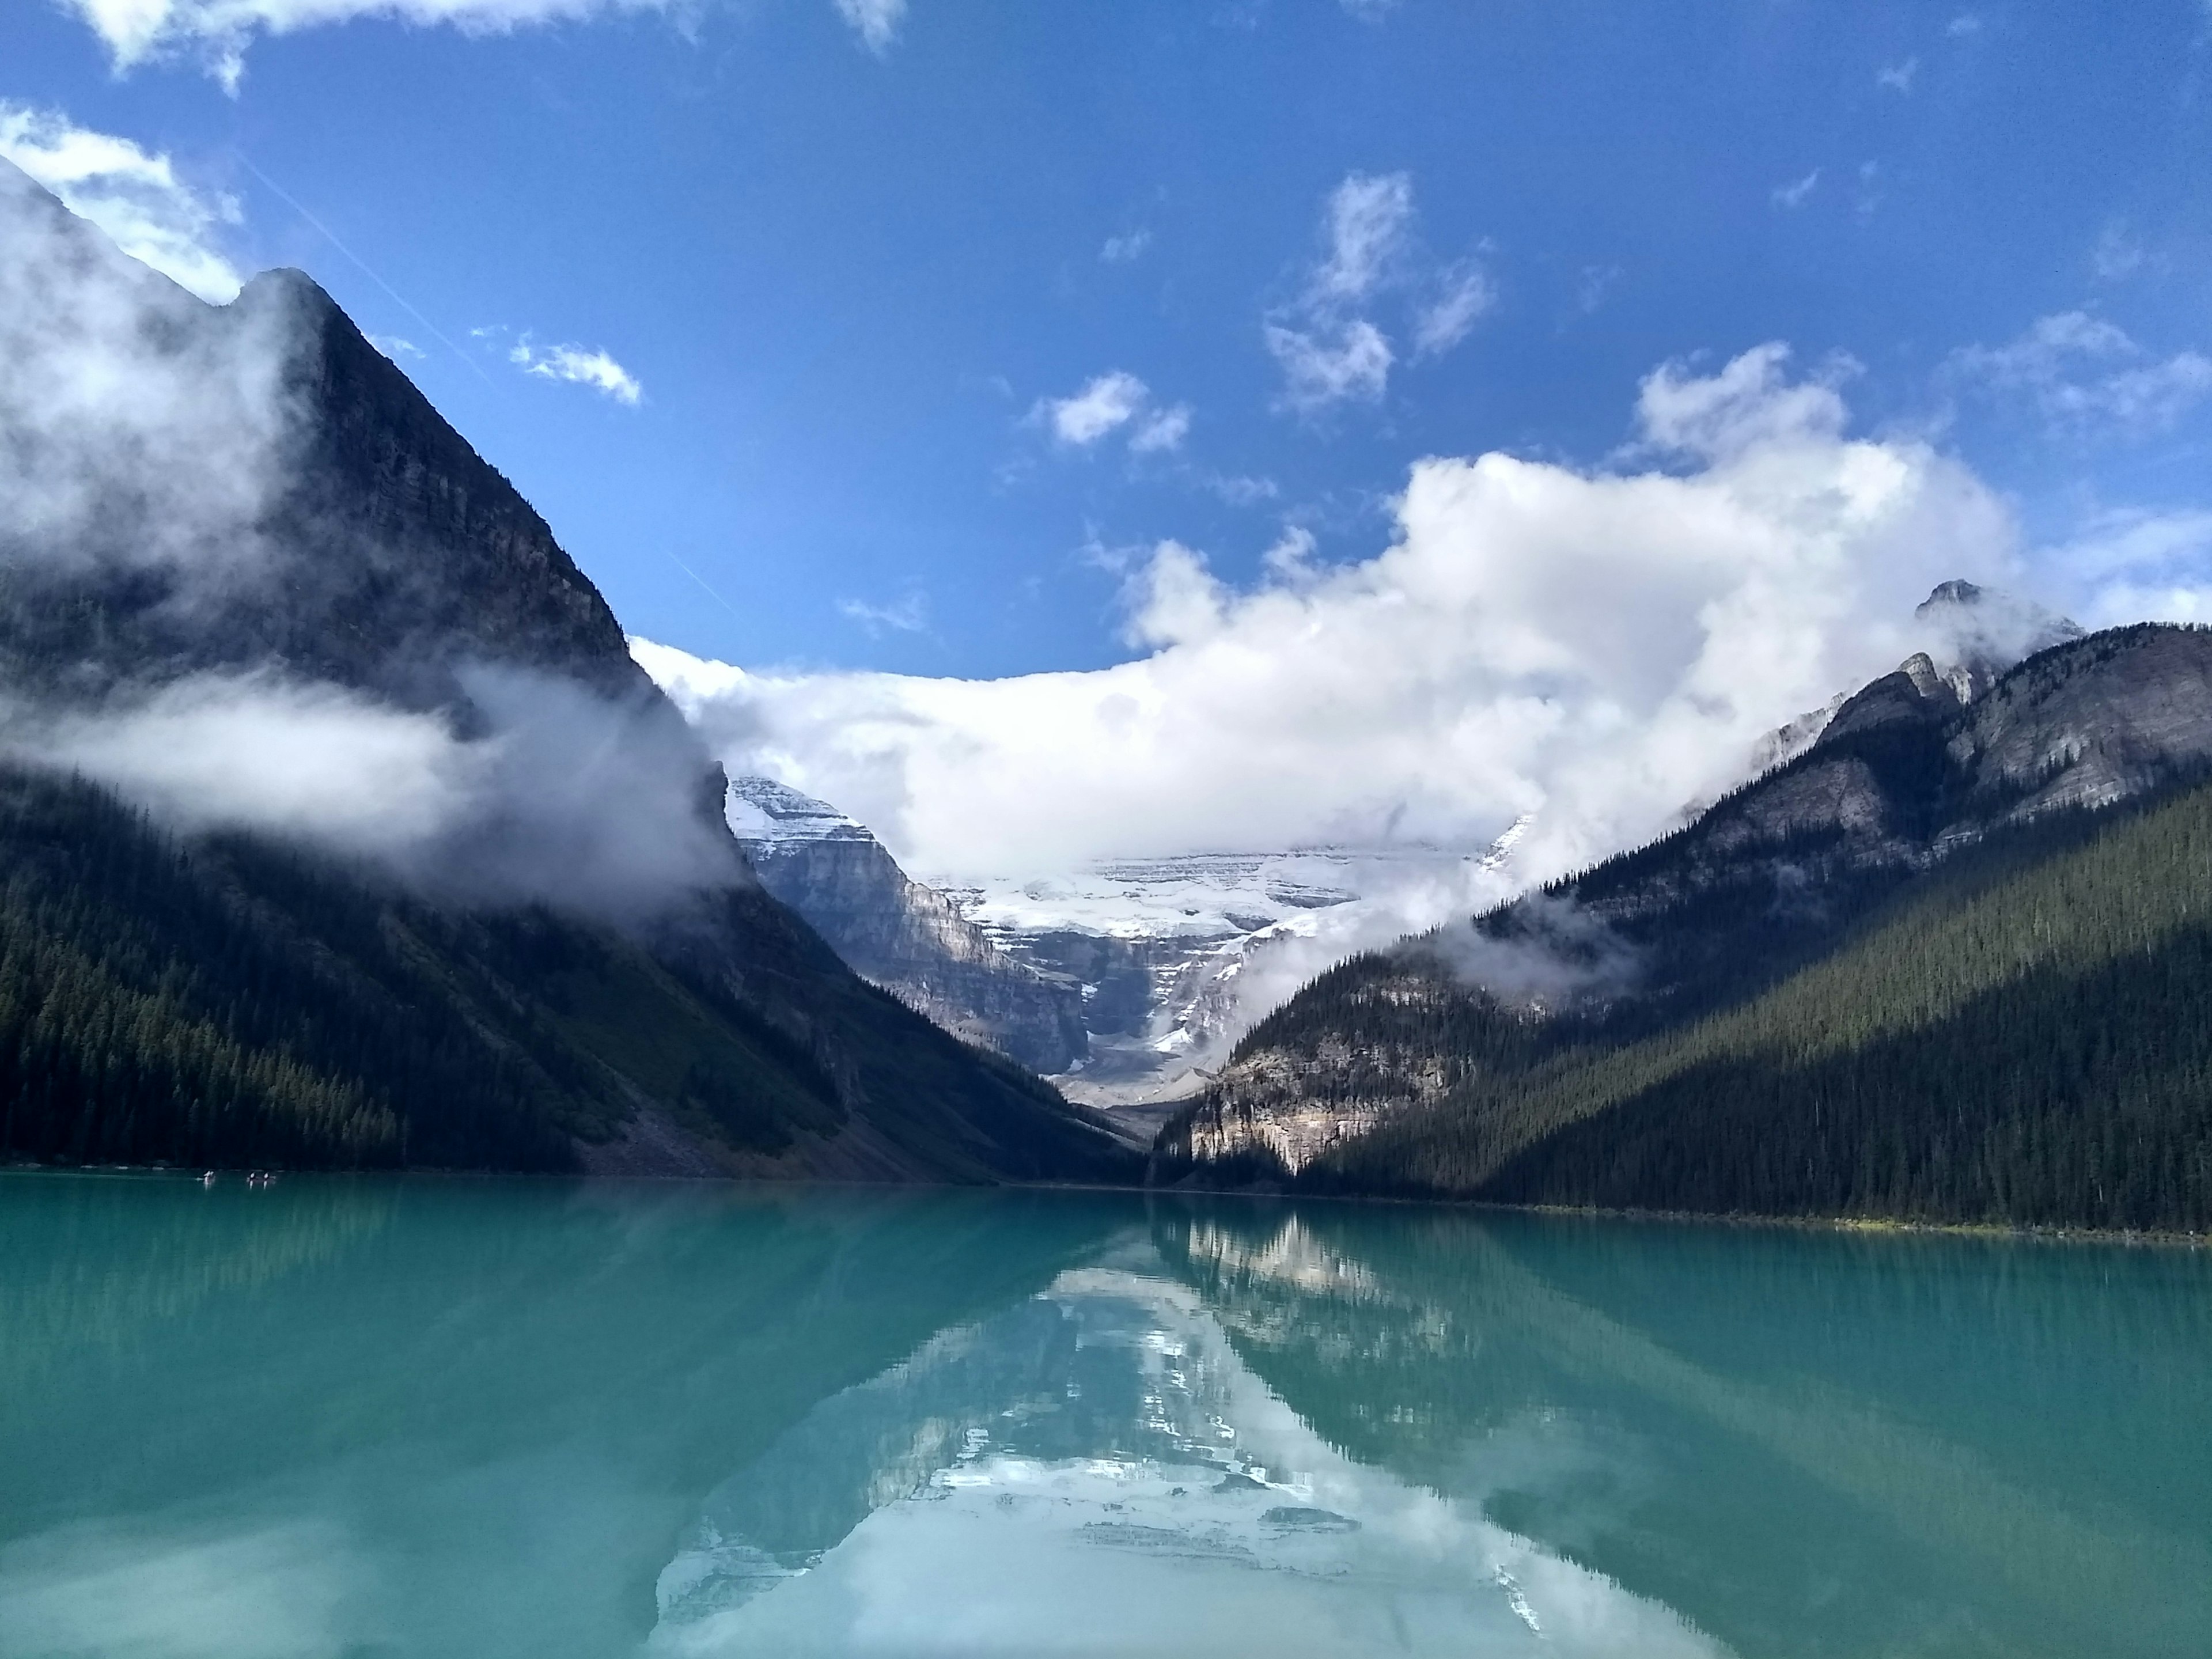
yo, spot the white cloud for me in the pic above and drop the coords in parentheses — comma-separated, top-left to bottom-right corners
(1944, 311, 2212, 439)
(1576, 264, 1621, 314)
(839, 593, 928, 635)
(1130, 402, 1193, 454)
(1412, 259, 1495, 357)
(1036, 370, 1194, 454)
(1947, 14, 1982, 36)
(59, 0, 896, 82)
(1100, 229, 1152, 263)
(1854, 160, 1884, 218)
(1310, 171, 1414, 305)
(1265, 171, 1492, 411)
(507, 338, 643, 404)
(2091, 221, 2147, 283)
(0, 103, 241, 301)
(638, 345, 2020, 901)
(1339, 0, 1397, 18)
(370, 334, 423, 359)
(1265, 318, 1393, 410)
(1771, 169, 1820, 210)
(832, 0, 905, 54)
(1877, 56, 1919, 93)
(1041, 370, 1147, 445)
(1203, 472, 1279, 506)
(2046, 507, 2212, 628)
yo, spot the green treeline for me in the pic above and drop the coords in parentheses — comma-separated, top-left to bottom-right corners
(0, 766, 842, 1172)
(1197, 781, 2212, 1232)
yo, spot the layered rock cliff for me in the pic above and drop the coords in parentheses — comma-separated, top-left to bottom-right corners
(727, 777, 1089, 1074)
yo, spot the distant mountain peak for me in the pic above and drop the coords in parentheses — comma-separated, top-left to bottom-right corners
(726, 776, 874, 844)
(1913, 577, 2084, 703)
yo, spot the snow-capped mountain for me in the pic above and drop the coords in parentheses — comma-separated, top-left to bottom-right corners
(927, 844, 1514, 1106)
(714, 583, 2088, 1112)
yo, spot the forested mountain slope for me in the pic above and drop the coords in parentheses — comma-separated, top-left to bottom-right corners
(1158, 626, 2212, 1230)
(0, 161, 1134, 1184)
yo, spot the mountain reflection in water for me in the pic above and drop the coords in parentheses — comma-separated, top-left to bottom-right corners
(0, 1173, 2205, 1658)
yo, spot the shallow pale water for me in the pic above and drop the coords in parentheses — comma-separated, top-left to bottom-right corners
(1, 1174, 2205, 1658)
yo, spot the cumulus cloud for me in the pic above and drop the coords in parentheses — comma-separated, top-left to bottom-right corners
(1944, 311, 2212, 440)
(508, 337, 643, 404)
(0, 104, 241, 301)
(638, 344, 2018, 898)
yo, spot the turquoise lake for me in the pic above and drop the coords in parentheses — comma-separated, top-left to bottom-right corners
(1, 1172, 2206, 1658)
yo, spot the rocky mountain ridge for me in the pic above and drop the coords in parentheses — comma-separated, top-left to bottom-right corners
(1162, 611, 2212, 1191)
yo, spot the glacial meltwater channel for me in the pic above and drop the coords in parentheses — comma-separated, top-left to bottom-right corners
(0, 1173, 2205, 1659)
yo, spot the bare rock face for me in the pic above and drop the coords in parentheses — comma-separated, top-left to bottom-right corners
(727, 778, 1089, 1074)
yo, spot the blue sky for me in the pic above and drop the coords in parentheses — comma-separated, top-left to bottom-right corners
(8, 0, 2212, 687)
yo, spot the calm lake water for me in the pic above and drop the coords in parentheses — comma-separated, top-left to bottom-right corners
(1, 1174, 2206, 1658)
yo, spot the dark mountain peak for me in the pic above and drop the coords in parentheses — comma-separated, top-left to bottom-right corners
(1916, 578, 1987, 613)
(1813, 652, 1960, 748)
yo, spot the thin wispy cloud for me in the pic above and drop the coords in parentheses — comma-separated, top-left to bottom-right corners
(1310, 172, 1414, 305)
(1946, 13, 1982, 36)
(1265, 171, 1488, 412)
(1131, 403, 1193, 454)
(507, 337, 643, 404)
(1266, 319, 1394, 411)
(370, 334, 423, 360)
(1100, 228, 1152, 263)
(1771, 169, 1820, 210)
(1577, 264, 1622, 314)
(832, 0, 906, 55)
(1413, 259, 1496, 357)
(1944, 311, 2212, 440)
(1035, 370, 1190, 453)
(1877, 56, 1919, 93)
(0, 103, 241, 301)
(59, 0, 903, 84)
(839, 592, 928, 636)
(2091, 221, 2149, 283)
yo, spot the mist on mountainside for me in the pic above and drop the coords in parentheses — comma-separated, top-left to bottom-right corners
(0, 160, 744, 929)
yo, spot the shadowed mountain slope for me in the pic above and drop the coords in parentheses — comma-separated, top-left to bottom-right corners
(0, 161, 1134, 1185)
(1158, 625, 2212, 1230)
